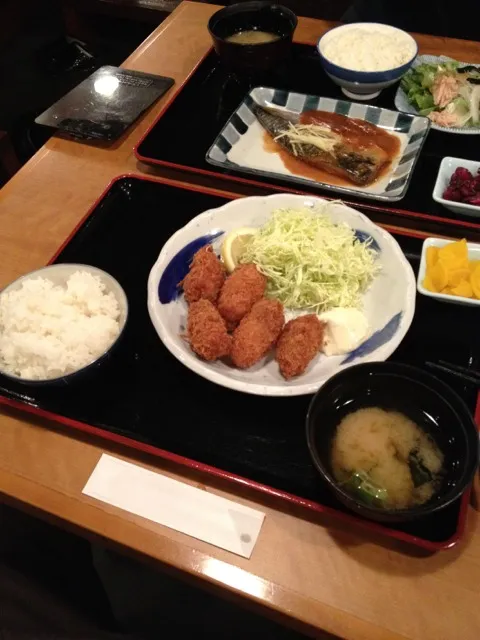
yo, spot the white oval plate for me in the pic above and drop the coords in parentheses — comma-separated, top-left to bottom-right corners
(394, 55, 480, 135)
(148, 194, 416, 396)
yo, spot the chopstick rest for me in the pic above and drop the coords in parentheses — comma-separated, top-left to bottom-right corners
(83, 454, 265, 558)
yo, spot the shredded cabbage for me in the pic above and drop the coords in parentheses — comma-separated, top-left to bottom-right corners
(240, 206, 380, 312)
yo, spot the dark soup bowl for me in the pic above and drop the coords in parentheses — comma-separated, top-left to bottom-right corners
(306, 362, 479, 524)
(208, 2, 297, 75)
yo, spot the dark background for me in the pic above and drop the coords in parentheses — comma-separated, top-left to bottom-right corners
(0, 2, 477, 638)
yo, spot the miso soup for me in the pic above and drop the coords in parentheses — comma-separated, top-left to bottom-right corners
(331, 407, 444, 509)
(225, 30, 281, 45)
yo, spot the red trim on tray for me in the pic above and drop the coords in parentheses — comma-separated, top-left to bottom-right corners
(135, 157, 480, 234)
(48, 173, 241, 263)
(0, 389, 477, 553)
(49, 171, 436, 267)
(133, 49, 480, 234)
(5, 172, 474, 553)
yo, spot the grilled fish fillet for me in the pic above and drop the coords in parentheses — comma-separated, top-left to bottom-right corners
(253, 104, 389, 186)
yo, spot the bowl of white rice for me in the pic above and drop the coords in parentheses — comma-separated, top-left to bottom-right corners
(0, 264, 128, 384)
(317, 23, 417, 100)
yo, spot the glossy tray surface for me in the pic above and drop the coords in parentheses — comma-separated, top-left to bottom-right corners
(1, 177, 478, 551)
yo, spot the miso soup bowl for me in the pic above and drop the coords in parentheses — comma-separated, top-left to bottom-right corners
(306, 362, 479, 524)
(208, 1, 297, 75)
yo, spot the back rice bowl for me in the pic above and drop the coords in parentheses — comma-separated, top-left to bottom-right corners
(317, 23, 418, 100)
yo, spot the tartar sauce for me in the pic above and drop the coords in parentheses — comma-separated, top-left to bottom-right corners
(319, 308, 369, 356)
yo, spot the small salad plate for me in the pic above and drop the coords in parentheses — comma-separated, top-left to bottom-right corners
(148, 193, 416, 397)
(395, 55, 480, 134)
(417, 237, 480, 307)
(206, 88, 430, 202)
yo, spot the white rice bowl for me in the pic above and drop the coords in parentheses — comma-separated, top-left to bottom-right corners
(0, 264, 128, 382)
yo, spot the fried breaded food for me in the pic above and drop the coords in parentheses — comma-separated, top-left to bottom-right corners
(217, 264, 267, 325)
(231, 298, 284, 369)
(187, 299, 232, 361)
(276, 314, 324, 379)
(181, 246, 225, 304)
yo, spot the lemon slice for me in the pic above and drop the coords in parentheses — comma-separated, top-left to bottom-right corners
(221, 227, 257, 273)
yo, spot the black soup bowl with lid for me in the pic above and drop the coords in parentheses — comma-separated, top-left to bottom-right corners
(208, 2, 298, 75)
(306, 362, 479, 524)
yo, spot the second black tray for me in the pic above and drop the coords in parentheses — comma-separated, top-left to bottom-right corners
(136, 44, 480, 229)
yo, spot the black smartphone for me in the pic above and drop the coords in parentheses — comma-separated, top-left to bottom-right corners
(35, 66, 175, 142)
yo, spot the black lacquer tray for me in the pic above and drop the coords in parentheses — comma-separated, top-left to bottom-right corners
(1, 176, 478, 551)
(135, 44, 480, 230)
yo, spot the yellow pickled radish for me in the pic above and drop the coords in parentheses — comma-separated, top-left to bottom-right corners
(449, 280, 473, 298)
(426, 246, 439, 270)
(469, 260, 480, 274)
(447, 267, 470, 287)
(438, 238, 469, 270)
(471, 264, 480, 299)
(422, 274, 435, 292)
(430, 261, 448, 292)
(424, 239, 478, 300)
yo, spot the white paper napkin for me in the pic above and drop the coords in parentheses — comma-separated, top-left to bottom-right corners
(83, 454, 265, 558)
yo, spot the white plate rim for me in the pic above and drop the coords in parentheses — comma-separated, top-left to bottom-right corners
(147, 194, 417, 397)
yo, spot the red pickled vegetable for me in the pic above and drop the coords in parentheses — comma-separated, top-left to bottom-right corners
(443, 166, 480, 206)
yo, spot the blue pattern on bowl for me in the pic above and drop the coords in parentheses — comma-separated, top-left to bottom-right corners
(317, 49, 416, 83)
(158, 230, 224, 303)
(354, 230, 380, 253)
(342, 312, 402, 364)
(316, 24, 417, 84)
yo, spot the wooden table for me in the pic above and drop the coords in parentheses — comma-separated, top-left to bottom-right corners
(0, 4, 479, 639)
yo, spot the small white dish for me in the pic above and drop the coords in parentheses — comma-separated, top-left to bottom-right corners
(417, 237, 480, 307)
(0, 263, 129, 384)
(433, 157, 480, 218)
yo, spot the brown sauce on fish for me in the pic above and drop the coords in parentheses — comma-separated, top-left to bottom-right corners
(263, 133, 351, 186)
(263, 109, 401, 187)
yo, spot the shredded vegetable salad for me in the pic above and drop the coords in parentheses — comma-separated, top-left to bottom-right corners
(401, 61, 480, 128)
(240, 206, 380, 313)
